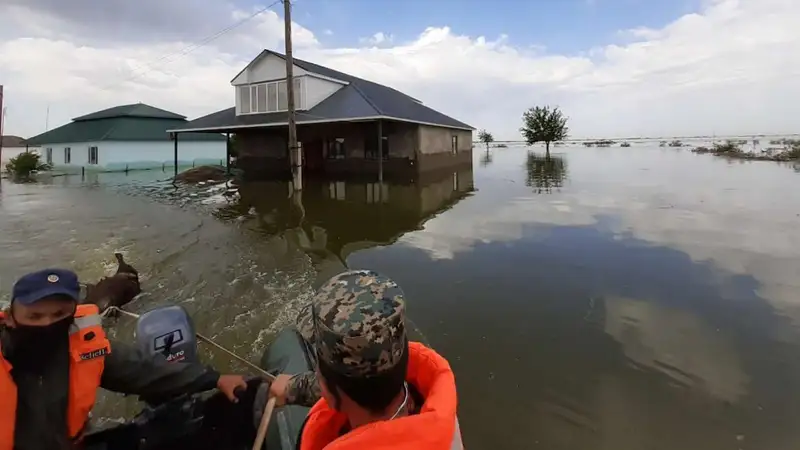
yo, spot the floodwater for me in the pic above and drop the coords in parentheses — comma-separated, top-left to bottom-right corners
(2, 144, 800, 449)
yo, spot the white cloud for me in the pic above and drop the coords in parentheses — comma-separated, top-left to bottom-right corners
(1, 0, 799, 140)
(359, 32, 393, 46)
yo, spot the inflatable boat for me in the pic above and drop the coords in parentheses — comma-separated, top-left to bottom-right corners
(81, 305, 314, 450)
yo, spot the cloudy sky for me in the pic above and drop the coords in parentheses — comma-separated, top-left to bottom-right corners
(1, 0, 799, 140)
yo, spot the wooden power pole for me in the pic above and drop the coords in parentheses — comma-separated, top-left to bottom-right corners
(283, 0, 301, 190)
(0, 85, 4, 164)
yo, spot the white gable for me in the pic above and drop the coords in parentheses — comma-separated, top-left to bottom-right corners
(232, 53, 308, 86)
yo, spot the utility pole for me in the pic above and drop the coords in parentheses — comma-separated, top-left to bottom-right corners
(0, 85, 4, 164)
(283, 0, 301, 190)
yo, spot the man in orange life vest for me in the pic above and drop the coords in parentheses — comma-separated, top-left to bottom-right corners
(263, 270, 464, 450)
(0, 268, 250, 450)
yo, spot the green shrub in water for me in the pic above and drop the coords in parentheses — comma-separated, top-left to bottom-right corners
(4, 151, 51, 179)
(711, 141, 742, 154)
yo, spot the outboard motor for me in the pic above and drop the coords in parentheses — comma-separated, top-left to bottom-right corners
(134, 305, 199, 365)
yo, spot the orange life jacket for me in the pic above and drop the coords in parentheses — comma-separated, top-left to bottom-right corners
(300, 341, 465, 450)
(0, 304, 110, 449)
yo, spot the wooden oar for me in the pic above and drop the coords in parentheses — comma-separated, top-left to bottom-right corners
(252, 397, 278, 450)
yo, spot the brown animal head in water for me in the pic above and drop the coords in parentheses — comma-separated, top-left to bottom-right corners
(81, 253, 142, 312)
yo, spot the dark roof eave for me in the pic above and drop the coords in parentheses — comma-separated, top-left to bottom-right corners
(168, 115, 475, 134)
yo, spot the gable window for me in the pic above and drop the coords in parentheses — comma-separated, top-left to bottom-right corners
(88, 146, 99, 165)
(238, 77, 305, 114)
(45, 148, 53, 165)
(326, 138, 346, 159)
(451, 135, 458, 154)
(239, 86, 251, 114)
(64, 147, 71, 164)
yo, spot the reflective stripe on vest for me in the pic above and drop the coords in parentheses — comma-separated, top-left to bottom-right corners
(0, 304, 110, 450)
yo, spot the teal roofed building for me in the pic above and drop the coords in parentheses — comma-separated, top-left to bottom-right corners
(25, 103, 227, 173)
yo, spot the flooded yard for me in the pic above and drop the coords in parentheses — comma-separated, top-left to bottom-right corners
(2, 144, 800, 449)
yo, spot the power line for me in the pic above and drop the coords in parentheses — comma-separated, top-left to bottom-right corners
(93, 0, 284, 94)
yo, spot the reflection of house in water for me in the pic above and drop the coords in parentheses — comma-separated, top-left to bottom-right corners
(225, 167, 475, 284)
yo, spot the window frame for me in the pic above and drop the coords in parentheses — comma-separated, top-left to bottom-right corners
(88, 146, 99, 165)
(238, 77, 305, 115)
(64, 147, 71, 164)
(326, 138, 346, 160)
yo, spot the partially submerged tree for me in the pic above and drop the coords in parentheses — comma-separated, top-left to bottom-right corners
(477, 129, 495, 151)
(520, 106, 569, 156)
(4, 151, 51, 180)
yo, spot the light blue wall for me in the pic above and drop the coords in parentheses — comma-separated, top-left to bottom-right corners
(44, 140, 226, 174)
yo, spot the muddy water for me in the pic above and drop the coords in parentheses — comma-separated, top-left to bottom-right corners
(2, 145, 800, 449)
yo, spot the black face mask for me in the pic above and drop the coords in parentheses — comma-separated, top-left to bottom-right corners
(6, 316, 73, 366)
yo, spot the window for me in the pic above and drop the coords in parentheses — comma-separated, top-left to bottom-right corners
(64, 147, 71, 164)
(45, 148, 53, 165)
(451, 135, 458, 154)
(239, 86, 251, 114)
(277, 81, 288, 111)
(294, 78, 303, 108)
(238, 77, 305, 114)
(267, 83, 278, 111)
(88, 146, 99, 165)
(365, 136, 390, 160)
(256, 84, 267, 112)
(326, 138, 346, 159)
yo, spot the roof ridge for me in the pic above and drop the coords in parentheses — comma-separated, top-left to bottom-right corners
(348, 83, 383, 115)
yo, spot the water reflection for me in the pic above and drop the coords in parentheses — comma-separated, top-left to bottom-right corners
(479, 151, 493, 167)
(218, 168, 475, 285)
(525, 152, 568, 194)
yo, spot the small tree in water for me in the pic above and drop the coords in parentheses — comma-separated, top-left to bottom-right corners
(520, 106, 569, 157)
(4, 151, 51, 180)
(477, 130, 494, 151)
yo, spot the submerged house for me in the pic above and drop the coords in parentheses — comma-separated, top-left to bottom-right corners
(25, 103, 226, 174)
(170, 50, 474, 179)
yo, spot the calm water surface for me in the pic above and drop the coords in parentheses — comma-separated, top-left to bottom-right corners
(2, 145, 800, 449)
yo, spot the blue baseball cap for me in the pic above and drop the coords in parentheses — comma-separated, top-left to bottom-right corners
(12, 269, 81, 305)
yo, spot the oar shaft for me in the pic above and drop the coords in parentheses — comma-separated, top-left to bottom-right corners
(252, 397, 277, 450)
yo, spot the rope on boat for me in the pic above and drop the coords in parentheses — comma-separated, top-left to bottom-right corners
(103, 306, 276, 381)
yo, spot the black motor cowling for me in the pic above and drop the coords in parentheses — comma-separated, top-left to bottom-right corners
(134, 305, 199, 364)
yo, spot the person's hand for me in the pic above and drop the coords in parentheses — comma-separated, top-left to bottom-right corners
(269, 374, 293, 407)
(217, 374, 248, 403)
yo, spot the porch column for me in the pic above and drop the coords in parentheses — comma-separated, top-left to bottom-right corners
(226, 132, 231, 175)
(377, 120, 383, 183)
(173, 132, 179, 177)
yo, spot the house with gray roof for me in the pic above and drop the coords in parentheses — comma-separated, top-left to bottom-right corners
(169, 50, 474, 178)
(25, 103, 226, 174)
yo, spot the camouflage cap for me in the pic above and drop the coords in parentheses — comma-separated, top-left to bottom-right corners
(298, 269, 407, 378)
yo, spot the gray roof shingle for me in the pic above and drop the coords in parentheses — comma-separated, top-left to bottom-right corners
(174, 50, 473, 132)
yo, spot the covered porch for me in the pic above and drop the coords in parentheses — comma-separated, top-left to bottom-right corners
(170, 118, 418, 182)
